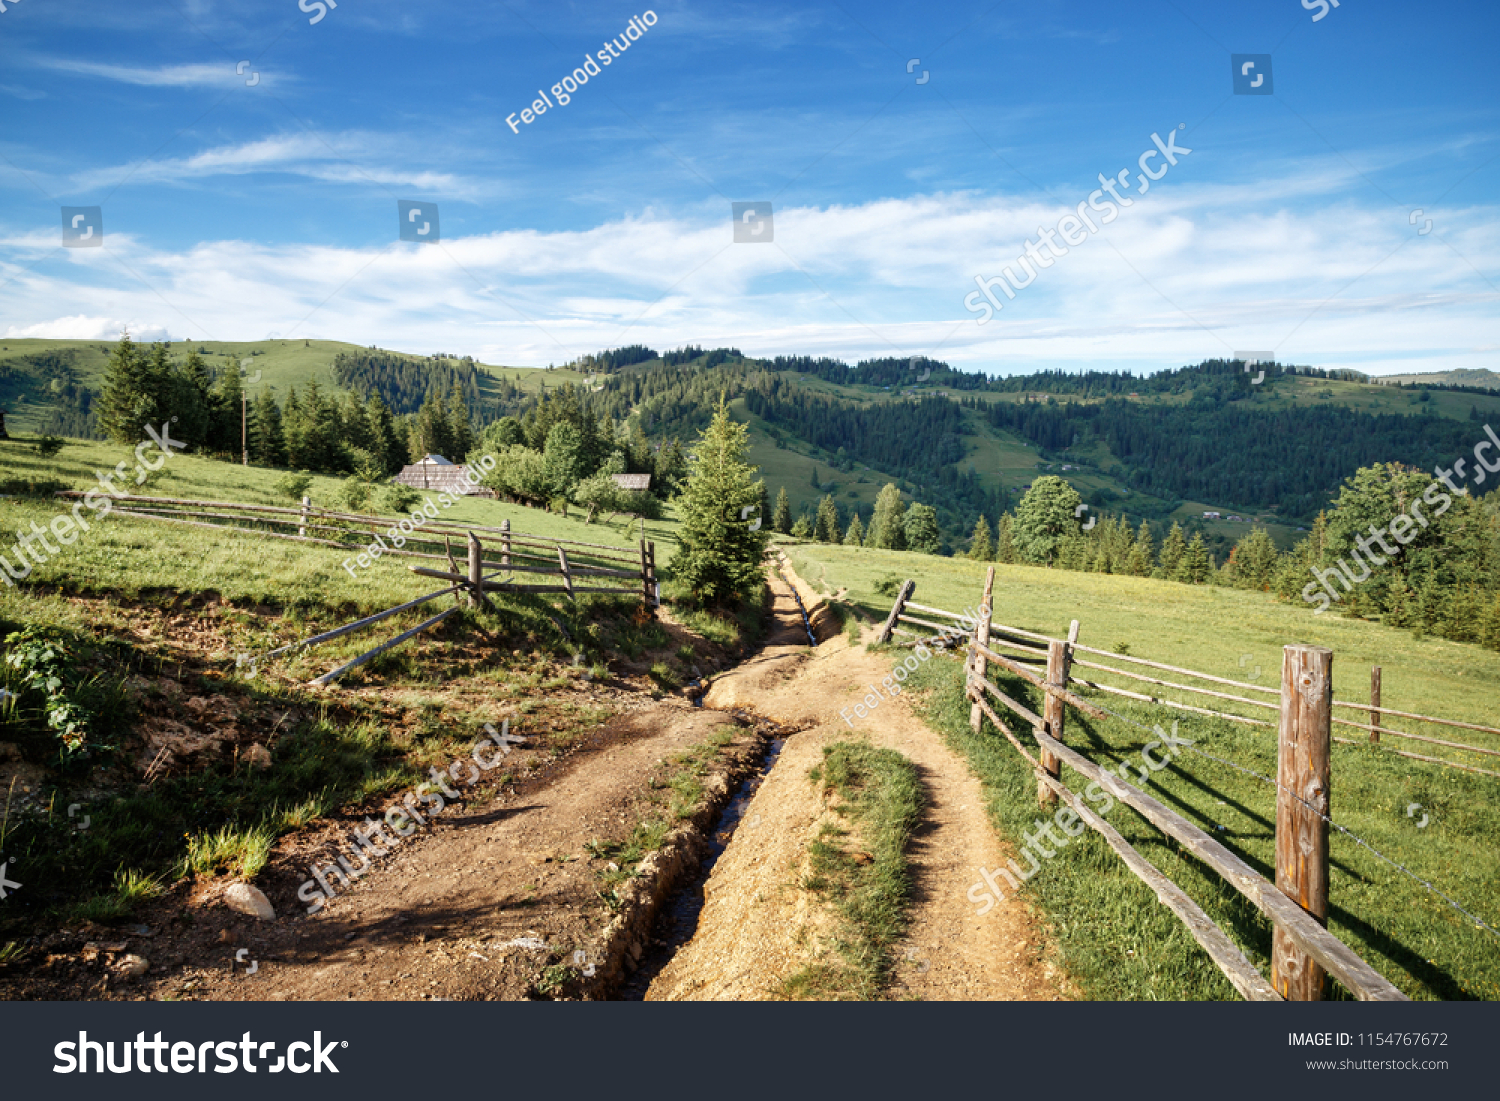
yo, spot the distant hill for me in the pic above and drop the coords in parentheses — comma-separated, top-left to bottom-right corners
(1377, 368, 1500, 390)
(9, 337, 1500, 555)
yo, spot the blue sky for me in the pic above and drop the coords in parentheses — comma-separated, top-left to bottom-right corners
(1, 0, 1496, 377)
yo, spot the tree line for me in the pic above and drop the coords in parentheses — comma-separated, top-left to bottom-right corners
(961, 473, 1500, 652)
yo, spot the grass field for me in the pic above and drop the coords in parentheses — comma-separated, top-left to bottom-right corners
(780, 540, 1500, 1001)
(0, 436, 702, 938)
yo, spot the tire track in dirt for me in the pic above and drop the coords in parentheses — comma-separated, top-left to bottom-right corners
(646, 558, 1061, 1001)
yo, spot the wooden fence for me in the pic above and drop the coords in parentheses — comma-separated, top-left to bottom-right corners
(53, 491, 656, 605)
(55, 492, 658, 687)
(877, 572, 1500, 779)
(881, 570, 1430, 1001)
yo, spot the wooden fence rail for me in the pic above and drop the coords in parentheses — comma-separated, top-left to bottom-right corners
(878, 585, 1497, 775)
(88, 495, 668, 687)
(876, 577, 1460, 1001)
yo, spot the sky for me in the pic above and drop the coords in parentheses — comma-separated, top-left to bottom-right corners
(0, 0, 1496, 377)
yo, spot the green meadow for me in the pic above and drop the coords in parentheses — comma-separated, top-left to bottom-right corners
(783, 540, 1500, 1000)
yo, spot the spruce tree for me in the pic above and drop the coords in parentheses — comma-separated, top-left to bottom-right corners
(844, 513, 865, 546)
(968, 514, 993, 560)
(868, 483, 906, 550)
(212, 357, 245, 457)
(1127, 520, 1154, 577)
(996, 514, 1015, 563)
(1179, 533, 1211, 584)
(673, 399, 769, 607)
(1157, 522, 1188, 578)
(772, 486, 793, 534)
(251, 390, 286, 467)
(96, 331, 147, 444)
(814, 494, 840, 542)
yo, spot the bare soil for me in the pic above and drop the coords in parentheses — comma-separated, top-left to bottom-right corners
(646, 557, 1061, 1001)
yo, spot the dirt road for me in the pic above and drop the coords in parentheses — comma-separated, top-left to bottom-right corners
(647, 559, 1060, 1001)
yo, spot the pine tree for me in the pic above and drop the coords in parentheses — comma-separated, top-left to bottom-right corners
(772, 486, 792, 534)
(790, 514, 814, 538)
(673, 399, 769, 607)
(814, 494, 840, 542)
(968, 514, 993, 560)
(844, 513, 865, 546)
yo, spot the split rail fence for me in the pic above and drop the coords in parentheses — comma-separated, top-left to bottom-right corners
(871, 569, 1500, 1001)
(57, 492, 657, 686)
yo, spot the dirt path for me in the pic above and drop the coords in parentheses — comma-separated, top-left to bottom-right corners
(646, 559, 1060, 1001)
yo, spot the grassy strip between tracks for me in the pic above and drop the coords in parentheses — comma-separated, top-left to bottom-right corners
(778, 740, 923, 1001)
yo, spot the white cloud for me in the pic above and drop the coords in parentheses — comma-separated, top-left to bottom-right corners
(66, 132, 480, 199)
(0, 168, 1494, 377)
(31, 58, 282, 89)
(3, 315, 171, 341)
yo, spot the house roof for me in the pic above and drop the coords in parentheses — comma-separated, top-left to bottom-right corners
(394, 465, 486, 494)
(416, 454, 455, 465)
(611, 473, 652, 490)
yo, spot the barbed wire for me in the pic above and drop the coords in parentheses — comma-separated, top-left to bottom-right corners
(1070, 686, 1500, 941)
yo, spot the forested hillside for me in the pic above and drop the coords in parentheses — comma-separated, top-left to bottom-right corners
(11, 336, 1500, 555)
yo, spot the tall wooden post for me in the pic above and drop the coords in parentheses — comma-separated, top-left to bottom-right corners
(1369, 666, 1382, 744)
(500, 518, 511, 568)
(969, 567, 996, 735)
(876, 579, 915, 644)
(647, 542, 657, 608)
(1273, 644, 1332, 1001)
(467, 532, 483, 610)
(1040, 639, 1067, 807)
(639, 539, 650, 607)
(298, 496, 310, 539)
(558, 545, 574, 600)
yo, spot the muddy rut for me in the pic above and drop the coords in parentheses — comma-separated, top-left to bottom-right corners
(646, 558, 1059, 1001)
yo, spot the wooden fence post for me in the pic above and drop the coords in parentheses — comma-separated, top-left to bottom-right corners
(558, 545, 574, 600)
(1040, 639, 1067, 807)
(1369, 666, 1382, 744)
(467, 532, 483, 610)
(500, 518, 511, 568)
(969, 567, 996, 735)
(647, 542, 657, 608)
(876, 579, 915, 644)
(639, 539, 650, 606)
(1273, 644, 1333, 1001)
(298, 496, 310, 539)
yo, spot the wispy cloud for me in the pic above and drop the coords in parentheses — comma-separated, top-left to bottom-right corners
(30, 57, 286, 89)
(63, 132, 479, 198)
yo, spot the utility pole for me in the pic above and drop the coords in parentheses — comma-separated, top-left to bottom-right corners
(241, 386, 248, 466)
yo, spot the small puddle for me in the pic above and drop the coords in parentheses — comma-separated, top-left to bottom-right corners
(616, 720, 791, 1000)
